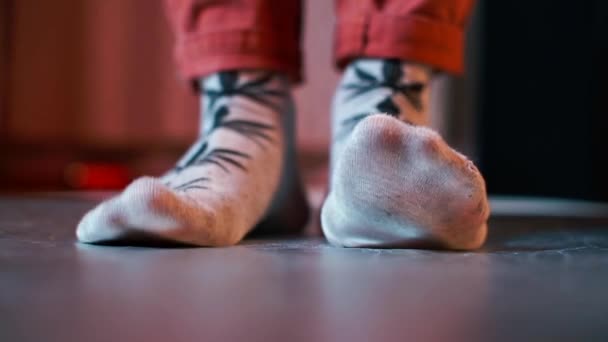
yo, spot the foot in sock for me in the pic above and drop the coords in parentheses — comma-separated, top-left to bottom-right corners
(77, 71, 309, 246)
(322, 59, 489, 250)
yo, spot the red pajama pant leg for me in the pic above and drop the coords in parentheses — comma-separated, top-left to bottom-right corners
(165, 0, 473, 83)
(335, 0, 475, 75)
(164, 0, 303, 84)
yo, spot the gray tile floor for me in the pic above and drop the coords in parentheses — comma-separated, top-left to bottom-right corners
(1, 194, 608, 342)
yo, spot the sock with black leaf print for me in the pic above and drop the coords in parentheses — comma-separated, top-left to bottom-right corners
(77, 70, 308, 246)
(322, 59, 490, 250)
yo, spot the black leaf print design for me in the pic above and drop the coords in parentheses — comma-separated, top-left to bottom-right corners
(169, 71, 281, 192)
(173, 143, 251, 175)
(337, 60, 426, 138)
(219, 120, 274, 146)
(204, 71, 285, 113)
(207, 105, 274, 147)
(354, 66, 377, 83)
(175, 141, 208, 172)
(376, 97, 400, 116)
(208, 106, 230, 133)
(202, 72, 280, 148)
(338, 111, 401, 140)
(342, 60, 425, 111)
(219, 71, 238, 90)
(193, 148, 250, 173)
(382, 60, 402, 85)
(168, 146, 250, 192)
(172, 177, 210, 192)
(338, 113, 371, 139)
(240, 73, 274, 90)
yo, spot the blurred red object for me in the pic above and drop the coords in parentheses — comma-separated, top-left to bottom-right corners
(65, 163, 131, 190)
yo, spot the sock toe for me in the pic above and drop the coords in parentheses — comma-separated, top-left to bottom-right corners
(76, 197, 123, 243)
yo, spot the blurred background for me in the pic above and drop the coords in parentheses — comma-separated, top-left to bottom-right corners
(1, 0, 607, 202)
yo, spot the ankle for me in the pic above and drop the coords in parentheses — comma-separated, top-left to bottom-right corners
(330, 59, 432, 169)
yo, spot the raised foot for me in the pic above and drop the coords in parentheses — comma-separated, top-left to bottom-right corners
(321, 114, 490, 250)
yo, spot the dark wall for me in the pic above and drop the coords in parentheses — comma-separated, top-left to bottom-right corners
(478, 0, 608, 201)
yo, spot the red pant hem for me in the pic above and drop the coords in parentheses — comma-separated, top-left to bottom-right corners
(175, 30, 303, 84)
(335, 14, 465, 74)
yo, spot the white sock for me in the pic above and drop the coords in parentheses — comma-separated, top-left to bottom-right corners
(77, 71, 308, 246)
(322, 59, 490, 250)
(329, 59, 431, 170)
